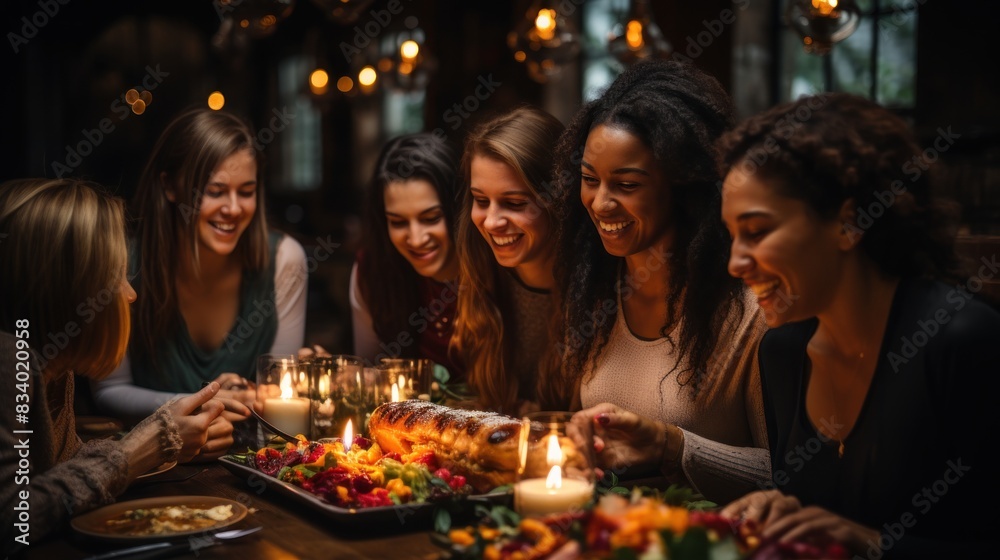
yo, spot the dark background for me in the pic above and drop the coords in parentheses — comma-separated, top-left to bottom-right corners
(2, 0, 998, 350)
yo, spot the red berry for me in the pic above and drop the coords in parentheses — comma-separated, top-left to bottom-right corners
(434, 468, 452, 481)
(448, 475, 466, 491)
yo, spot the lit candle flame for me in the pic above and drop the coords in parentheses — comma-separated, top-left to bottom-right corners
(318, 374, 330, 397)
(546, 433, 562, 465)
(545, 464, 563, 490)
(391, 383, 400, 402)
(280, 372, 293, 399)
(343, 419, 354, 450)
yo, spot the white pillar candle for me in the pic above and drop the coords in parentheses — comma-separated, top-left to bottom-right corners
(263, 372, 310, 439)
(515, 468, 593, 517)
(263, 397, 310, 438)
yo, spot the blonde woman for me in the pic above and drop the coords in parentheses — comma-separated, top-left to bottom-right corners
(451, 105, 566, 415)
(0, 178, 247, 555)
(92, 108, 308, 423)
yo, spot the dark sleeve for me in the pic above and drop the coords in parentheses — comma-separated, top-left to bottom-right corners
(887, 297, 1000, 558)
(757, 320, 814, 477)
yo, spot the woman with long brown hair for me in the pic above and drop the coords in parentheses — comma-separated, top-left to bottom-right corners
(92, 107, 307, 424)
(451, 105, 566, 415)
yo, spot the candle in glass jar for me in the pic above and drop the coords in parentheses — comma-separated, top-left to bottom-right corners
(263, 372, 310, 439)
(515, 465, 593, 517)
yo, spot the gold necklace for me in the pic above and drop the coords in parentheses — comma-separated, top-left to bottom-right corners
(815, 350, 867, 459)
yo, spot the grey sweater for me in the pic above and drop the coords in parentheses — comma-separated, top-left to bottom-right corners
(1, 331, 181, 556)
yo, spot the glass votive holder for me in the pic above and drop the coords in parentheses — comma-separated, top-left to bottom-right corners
(306, 355, 366, 440)
(255, 353, 309, 444)
(376, 358, 434, 402)
(514, 411, 596, 518)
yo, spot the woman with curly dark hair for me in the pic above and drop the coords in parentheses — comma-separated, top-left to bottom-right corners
(560, 59, 770, 504)
(720, 93, 997, 557)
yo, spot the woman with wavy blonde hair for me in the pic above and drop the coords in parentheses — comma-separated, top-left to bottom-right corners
(0, 178, 245, 555)
(451, 105, 566, 415)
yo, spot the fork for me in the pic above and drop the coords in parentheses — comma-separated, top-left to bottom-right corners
(81, 526, 262, 560)
(250, 407, 303, 444)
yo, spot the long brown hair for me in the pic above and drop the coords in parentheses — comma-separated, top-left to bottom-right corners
(358, 133, 460, 358)
(451, 105, 565, 414)
(131, 108, 269, 368)
(0, 178, 130, 379)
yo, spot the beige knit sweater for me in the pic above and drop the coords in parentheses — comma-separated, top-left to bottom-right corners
(580, 290, 771, 504)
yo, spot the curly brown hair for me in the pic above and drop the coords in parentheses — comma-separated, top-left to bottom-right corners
(716, 92, 960, 282)
(547, 59, 744, 402)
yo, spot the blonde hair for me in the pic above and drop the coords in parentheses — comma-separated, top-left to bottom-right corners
(132, 108, 269, 367)
(0, 178, 130, 379)
(451, 106, 565, 414)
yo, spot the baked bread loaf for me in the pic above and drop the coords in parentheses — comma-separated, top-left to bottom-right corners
(368, 401, 590, 493)
(369, 401, 521, 492)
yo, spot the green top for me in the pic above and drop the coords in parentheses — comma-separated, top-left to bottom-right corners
(129, 231, 281, 393)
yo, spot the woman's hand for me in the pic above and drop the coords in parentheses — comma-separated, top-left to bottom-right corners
(212, 372, 256, 409)
(722, 490, 880, 556)
(166, 382, 228, 463)
(298, 344, 331, 360)
(570, 403, 671, 479)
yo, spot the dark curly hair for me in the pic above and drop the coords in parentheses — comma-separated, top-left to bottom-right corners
(545, 59, 745, 403)
(716, 92, 960, 282)
(358, 132, 461, 360)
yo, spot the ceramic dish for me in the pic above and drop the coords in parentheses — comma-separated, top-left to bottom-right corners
(219, 456, 511, 529)
(71, 496, 247, 541)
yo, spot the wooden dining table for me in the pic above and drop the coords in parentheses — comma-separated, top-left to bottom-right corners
(21, 461, 452, 559)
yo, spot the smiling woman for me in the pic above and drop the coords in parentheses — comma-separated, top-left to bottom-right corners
(452, 105, 566, 415)
(91, 108, 308, 450)
(350, 133, 464, 378)
(553, 59, 770, 505)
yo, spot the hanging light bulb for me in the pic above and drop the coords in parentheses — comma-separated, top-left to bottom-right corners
(608, 0, 671, 66)
(507, 0, 581, 83)
(382, 29, 435, 93)
(785, 0, 861, 55)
